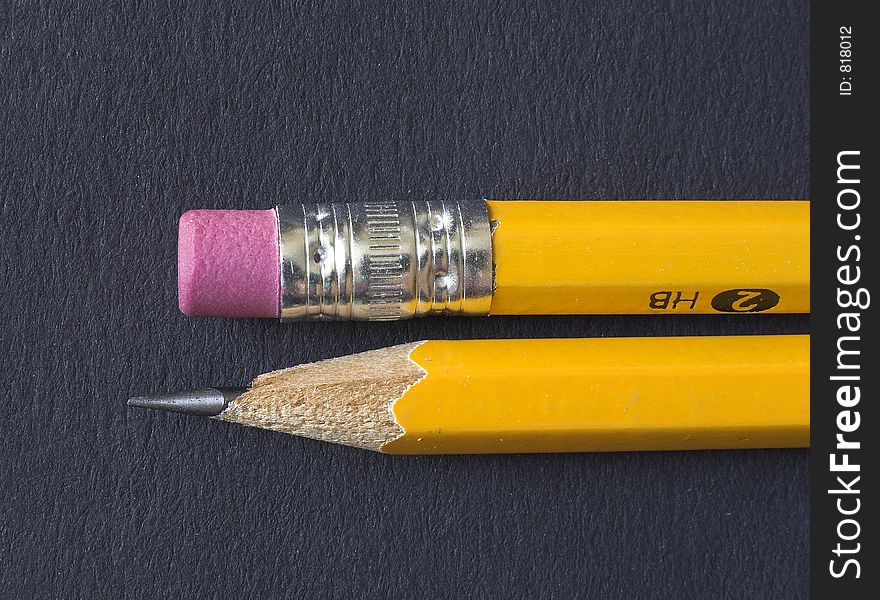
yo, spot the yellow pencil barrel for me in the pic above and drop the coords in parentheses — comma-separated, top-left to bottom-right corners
(487, 200, 809, 315)
(382, 335, 809, 454)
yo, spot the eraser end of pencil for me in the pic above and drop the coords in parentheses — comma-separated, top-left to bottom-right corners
(178, 209, 280, 318)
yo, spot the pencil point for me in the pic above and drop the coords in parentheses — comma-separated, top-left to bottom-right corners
(127, 388, 244, 417)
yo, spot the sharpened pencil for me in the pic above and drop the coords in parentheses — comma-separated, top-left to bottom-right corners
(129, 335, 809, 454)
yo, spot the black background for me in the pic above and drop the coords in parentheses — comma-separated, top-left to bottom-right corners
(2, 1, 809, 598)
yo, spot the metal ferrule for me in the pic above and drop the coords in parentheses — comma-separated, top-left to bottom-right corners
(277, 200, 493, 321)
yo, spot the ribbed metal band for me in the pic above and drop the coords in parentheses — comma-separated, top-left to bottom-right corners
(278, 200, 493, 321)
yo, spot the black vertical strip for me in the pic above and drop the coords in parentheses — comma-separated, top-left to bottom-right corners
(811, 1, 876, 596)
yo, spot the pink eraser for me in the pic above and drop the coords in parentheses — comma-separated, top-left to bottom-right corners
(178, 209, 280, 318)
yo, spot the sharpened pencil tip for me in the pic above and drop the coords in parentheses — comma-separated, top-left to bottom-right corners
(127, 397, 146, 408)
(126, 388, 245, 417)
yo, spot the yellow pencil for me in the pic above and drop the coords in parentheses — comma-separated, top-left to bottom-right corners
(128, 335, 809, 454)
(179, 200, 810, 320)
(488, 201, 809, 315)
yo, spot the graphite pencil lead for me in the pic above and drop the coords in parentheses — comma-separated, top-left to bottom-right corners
(127, 388, 245, 417)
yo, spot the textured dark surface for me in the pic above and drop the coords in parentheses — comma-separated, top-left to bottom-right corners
(1, 1, 809, 598)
